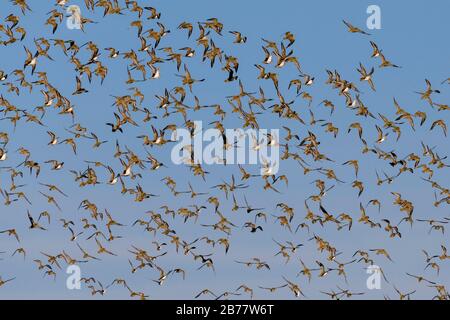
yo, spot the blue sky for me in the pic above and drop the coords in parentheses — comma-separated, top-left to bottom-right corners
(0, 0, 449, 299)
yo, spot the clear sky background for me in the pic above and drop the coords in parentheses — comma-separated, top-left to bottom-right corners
(0, 0, 449, 299)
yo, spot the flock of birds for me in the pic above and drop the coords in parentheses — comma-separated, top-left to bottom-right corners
(0, 0, 449, 300)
